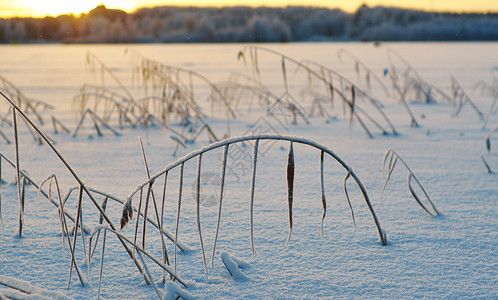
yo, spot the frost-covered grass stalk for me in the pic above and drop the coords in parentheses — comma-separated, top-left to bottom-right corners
(12, 109, 23, 237)
(138, 137, 171, 273)
(39, 175, 87, 287)
(211, 144, 229, 268)
(195, 153, 209, 278)
(249, 139, 259, 256)
(0, 153, 90, 234)
(381, 149, 440, 216)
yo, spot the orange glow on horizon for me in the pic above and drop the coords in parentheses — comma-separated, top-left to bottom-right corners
(1, 0, 497, 18)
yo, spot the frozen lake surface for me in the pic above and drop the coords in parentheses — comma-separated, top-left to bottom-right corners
(0, 42, 496, 299)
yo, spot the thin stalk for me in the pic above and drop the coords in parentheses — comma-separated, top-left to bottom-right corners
(68, 185, 86, 287)
(195, 154, 209, 278)
(174, 163, 184, 274)
(12, 109, 23, 237)
(160, 171, 169, 283)
(91, 226, 187, 288)
(97, 228, 107, 299)
(343, 170, 357, 229)
(320, 150, 326, 236)
(138, 137, 170, 274)
(381, 149, 439, 217)
(249, 139, 259, 256)
(211, 144, 229, 268)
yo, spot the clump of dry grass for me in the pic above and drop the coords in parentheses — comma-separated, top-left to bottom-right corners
(72, 108, 121, 138)
(129, 50, 234, 141)
(238, 46, 397, 137)
(380, 149, 440, 217)
(217, 71, 309, 124)
(474, 77, 498, 129)
(380, 44, 452, 127)
(0, 89, 164, 289)
(303, 59, 397, 136)
(0, 74, 53, 126)
(337, 48, 391, 96)
(450, 76, 483, 119)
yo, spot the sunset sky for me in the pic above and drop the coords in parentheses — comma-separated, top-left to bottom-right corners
(1, 0, 497, 18)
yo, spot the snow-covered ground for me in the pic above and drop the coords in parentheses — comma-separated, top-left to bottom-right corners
(0, 42, 496, 299)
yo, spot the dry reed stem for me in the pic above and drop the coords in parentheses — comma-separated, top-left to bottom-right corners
(211, 144, 229, 268)
(343, 169, 357, 229)
(51, 116, 70, 134)
(160, 171, 170, 283)
(73, 109, 120, 138)
(0, 155, 91, 234)
(195, 153, 209, 278)
(138, 137, 171, 274)
(481, 155, 493, 174)
(12, 109, 23, 237)
(320, 150, 326, 236)
(482, 90, 497, 129)
(450, 76, 483, 119)
(381, 149, 440, 217)
(135, 248, 163, 299)
(85, 51, 136, 103)
(141, 183, 153, 250)
(91, 226, 188, 288)
(0, 128, 11, 144)
(89, 196, 108, 261)
(39, 175, 87, 287)
(97, 227, 107, 300)
(249, 139, 259, 255)
(68, 186, 86, 287)
(132, 187, 144, 261)
(174, 162, 185, 274)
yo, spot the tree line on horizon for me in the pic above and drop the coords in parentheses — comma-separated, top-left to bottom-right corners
(0, 4, 497, 43)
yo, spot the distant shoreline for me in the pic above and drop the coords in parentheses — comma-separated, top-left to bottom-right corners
(1, 5, 497, 44)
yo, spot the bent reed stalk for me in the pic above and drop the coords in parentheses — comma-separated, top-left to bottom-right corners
(381, 149, 440, 217)
(120, 134, 388, 281)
